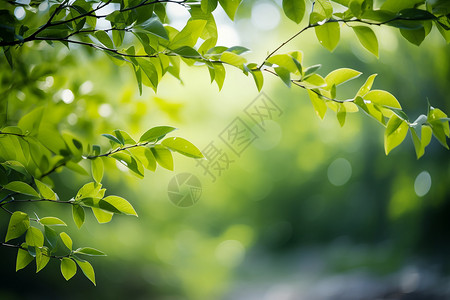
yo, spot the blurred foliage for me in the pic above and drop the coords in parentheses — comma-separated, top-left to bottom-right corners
(1, 0, 450, 299)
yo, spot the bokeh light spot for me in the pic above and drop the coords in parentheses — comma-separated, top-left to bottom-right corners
(414, 171, 431, 197)
(327, 158, 352, 186)
(61, 89, 74, 104)
(251, 2, 280, 31)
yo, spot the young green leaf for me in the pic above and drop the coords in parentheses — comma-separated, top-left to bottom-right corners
(16, 246, 34, 271)
(39, 217, 67, 226)
(91, 158, 104, 183)
(61, 258, 77, 281)
(337, 103, 346, 127)
(139, 126, 177, 143)
(218, 0, 242, 20)
(3, 181, 40, 198)
(161, 137, 204, 159)
(315, 22, 340, 52)
(128, 147, 157, 172)
(325, 68, 362, 87)
(72, 204, 85, 229)
(307, 90, 327, 119)
(356, 74, 377, 97)
(111, 152, 145, 178)
(60, 232, 73, 250)
(250, 69, 264, 92)
(101, 134, 123, 146)
(274, 66, 291, 87)
(91, 208, 114, 223)
(364, 90, 401, 109)
(35, 247, 50, 273)
(151, 145, 174, 170)
(282, 0, 306, 24)
(74, 247, 107, 257)
(94, 31, 114, 48)
(75, 259, 96, 286)
(26, 227, 44, 247)
(102, 195, 138, 216)
(5, 211, 30, 242)
(35, 179, 57, 200)
(353, 26, 379, 57)
(385, 115, 409, 154)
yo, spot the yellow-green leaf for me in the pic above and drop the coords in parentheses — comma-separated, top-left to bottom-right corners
(61, 258, 77, 281)
(75, 259, 96, 286)
(3, 181, 40, 198)
(364, 90, 401, 109)
(385, 115, 409, 154)
(315, 22, 340, 52)
(307, 90, 327, 119)
(5, 211, 30, 242)
(353, 26, 379, 57)
(91, 158, 104, 183)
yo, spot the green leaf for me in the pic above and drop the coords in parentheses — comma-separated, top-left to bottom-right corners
(218, 0, 242, 20)
(60, 232, 73, 250)
(356, 74, 377, 97)
(307, 90, 327, 119)
(91, 158, 104, 183)
(101, 134, 123, 146)
(135, 15, 168, 40)
(411, 125, 432, 159)
(5, 211, 30, 242)
(44, 225, 58, 248)
(325, 68, 362, 87)
(428, 107, 450, 148)
(220, 52, 247, 69)
(303, 64, 322, 79)
(18, 107, 44, 136)
(201, 0, 218, 13)
(111, 152, 145, 178)
(26, 227, 44, 247)
(364, 90, 401, 109)
(302, 74, 327, 89)
(75, 259, 96, 286)
(139, 126, 176, 143)
(161, 137, 204, 158)
(35, 247, 50, 273)
(66, 161, 89, 176)
(76, 182, 102, 200)
(170, 19, 207, 49)
(385, 115, 409, 154)
(101, 195, 138, 216)
(282, 0, 306, 24)
(151, 145, 174, 171)
(337, 103, 347, 127)
(40, 217, 67, 226)
(315, 22, 340, 52)
(381, 0, 423, 12)
(3, 181, 40, 198)
(91, 208, 113, 223)
(137, 58, 159, 90)
(250, 69, 264, 92)
(35, 179, 57, 200)
(400, 27, 426, 46)
(94, 31, 114, 48)
(353, 26, 379, 57)
(16, 246, 34, 271)
(128, 147, 157, 171)
(61, 258, 77, 281)
(74, 247, 107, 256)
(355, 96, 385, 125)
(267, 54, 299, 73)
(274, 66, 291, 87)
(172, 46, 202, 58)
(72, 204, 85, 229)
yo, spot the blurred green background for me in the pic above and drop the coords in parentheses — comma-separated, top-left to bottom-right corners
(1, 1, 450, 299)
